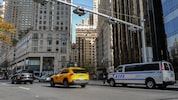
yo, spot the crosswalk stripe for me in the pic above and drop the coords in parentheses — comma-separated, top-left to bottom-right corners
(18, 86, 30, 90)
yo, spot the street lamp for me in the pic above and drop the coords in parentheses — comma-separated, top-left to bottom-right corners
(33, 0, 147, 62)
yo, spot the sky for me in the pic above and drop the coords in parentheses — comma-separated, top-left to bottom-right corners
(0, 0, 93, 43)
(72, 0, 93, 43)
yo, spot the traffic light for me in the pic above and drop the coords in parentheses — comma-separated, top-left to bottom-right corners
(33, 0, 49, 5)
(73, 8, 86, 16)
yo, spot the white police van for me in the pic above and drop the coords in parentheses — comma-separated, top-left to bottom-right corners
(107, 61, 176, 89)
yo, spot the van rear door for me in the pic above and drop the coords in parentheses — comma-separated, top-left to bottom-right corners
(162, 62, 175, 83)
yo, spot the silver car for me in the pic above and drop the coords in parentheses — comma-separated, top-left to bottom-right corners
(38, 74, 53, 82)
(11, 70, 34, 84)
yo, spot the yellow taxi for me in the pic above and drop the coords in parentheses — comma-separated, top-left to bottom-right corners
(50, 67, 89, 88)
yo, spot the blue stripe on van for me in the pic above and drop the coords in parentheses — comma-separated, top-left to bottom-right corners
(124, 71, 156, 74)
(115, 78, 145, 80)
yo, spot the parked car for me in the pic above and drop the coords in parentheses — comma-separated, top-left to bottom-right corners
(38, 74, 53, 82)
(11, 70, 34, 84)
(0, 75, 3, 80)
(50, 67, 89, 88)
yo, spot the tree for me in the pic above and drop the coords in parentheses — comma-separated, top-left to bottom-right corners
(0, 17, 16, 45)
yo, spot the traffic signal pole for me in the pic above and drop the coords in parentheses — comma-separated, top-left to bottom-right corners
(34, 0, 147, 62)
(56, 0, 142, 30)
(56, 0, 147, 63)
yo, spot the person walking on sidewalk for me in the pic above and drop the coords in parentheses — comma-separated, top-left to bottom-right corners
(103, 71, 108, 84)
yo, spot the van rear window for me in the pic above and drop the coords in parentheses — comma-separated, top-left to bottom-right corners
(164, 63, 169, 70)
(169, 64, 174, 71)
(163, 63, 174, 71)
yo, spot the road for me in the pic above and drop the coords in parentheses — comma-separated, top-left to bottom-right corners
(0, 80, 178, 100)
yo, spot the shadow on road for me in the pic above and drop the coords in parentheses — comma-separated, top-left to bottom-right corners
(42, 84, 85, 89)
(115, 85, 178, 91)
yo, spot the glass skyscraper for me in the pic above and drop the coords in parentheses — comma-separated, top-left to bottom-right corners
(112, 0, 168, 66)
(162, 0, 178, 75)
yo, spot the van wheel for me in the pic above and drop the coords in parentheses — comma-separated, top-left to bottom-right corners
(63, 79, 69, 87)
(146, 79, 155, 89)
(109, 79, 115, 87)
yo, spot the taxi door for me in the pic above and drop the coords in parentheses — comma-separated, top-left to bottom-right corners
(57, 69, 69, 83)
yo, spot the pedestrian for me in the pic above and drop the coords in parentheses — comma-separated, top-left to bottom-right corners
(103, 72, 107, 84)
(93, 73, 97, 80)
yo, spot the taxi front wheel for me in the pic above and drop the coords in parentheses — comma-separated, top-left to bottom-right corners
(63, 80, 69, 87)
(81, 85, 86, 88)
(50, 79, 55, 87)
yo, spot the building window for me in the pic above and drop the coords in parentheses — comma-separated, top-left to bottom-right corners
(62, 41, 67, 46)
(61, 56, 66, 61)
(47, 47, 52, 52)
(40, 40, 43, 45)
(65, 27, 68, 30)
(47, 34, 52, 39)
(56, 40, 59, 45)
(61, 27, 63, 30)
(39, 47, 43, 52)
(43, 26, 46, 30)
(56, 48, 59, 52)
(57, 22, 59, 25)
(32, 40, 38, 46)
(61, 47, 67, 54)
(47, 40, 52, 45)
(32, 47, 38, 52)
(57, 16, 59, 20)
(56, 34, 59, 39)
(40, 33, 43, 39)
(32, 33, 38, 39)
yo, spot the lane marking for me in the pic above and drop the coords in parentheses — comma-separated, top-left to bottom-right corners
(18, 86, 30, 90)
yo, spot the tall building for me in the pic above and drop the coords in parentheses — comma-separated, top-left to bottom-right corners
(112, 0, 168, 66)
(75, 18, 97, 72)
(0, 0, 72, 74)
(0, 0, 8, 71)
(5, 0, 34, 39)
(162, 0, 178, 76)
(93, 0, 98, 28)
(95, 0, 168, 73)
(96, 0, 114, 73)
